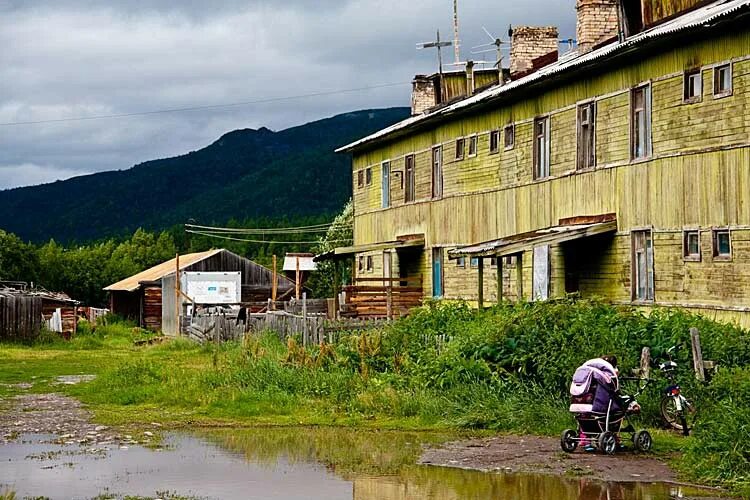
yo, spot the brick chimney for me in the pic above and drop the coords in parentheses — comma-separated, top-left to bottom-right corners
(411, 75, 437, 115)
(576, 0, 621, 53)
(510, 26, 559, 79)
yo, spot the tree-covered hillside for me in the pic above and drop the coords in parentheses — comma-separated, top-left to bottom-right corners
(0, 108, 408, 243)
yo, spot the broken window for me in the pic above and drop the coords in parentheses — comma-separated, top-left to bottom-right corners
(381, 161, 390, 208)
(468, 135, 478, 157)
(713, 229, 731, 259)
(683, 230, 700, 261)
(504, 125, 515, 150)
(455, 138, 465, 161)
(714, 64, 732, 97)
(404, 154, 416, 203)
(631, 85, 652, 160)
(432, 146, 443, 198)
(577, 102, 596, 170)
(632, 230, 654, 301)
(683, 69, 702, 103)
(365, 167, 372, 186)
(489, 130, 500, 154)
(533, 117, 550, 180)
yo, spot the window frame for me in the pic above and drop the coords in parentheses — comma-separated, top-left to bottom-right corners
(533, 116, 551, 180)
(682, 229, 701, 262)
(630, 84, 652, 161)
(467, 134, 478, 157)
(713, 63, 733, 98)
(456, 256, 466, 268)
(365, 167, 372, 186)
(431, 145, 443, 199)
(576, 101, 597, 171)
(489, 130, 500, 154)
(381, 161, 391, 209)
(712, 228, 732, 260)
(631, 229, 655, 302)
(683, 69, 703, 104)
(366, 255, 374, 273)
(503, 124, 515, 150)
(470, 257, 479, 269)
(357, 256, 364, 273)
(404, 154, 416, 203)
(455, 137, 465, 161)
(357, 170, 364, 189)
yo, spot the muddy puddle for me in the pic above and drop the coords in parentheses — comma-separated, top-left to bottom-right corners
(0, 428, 727, 500)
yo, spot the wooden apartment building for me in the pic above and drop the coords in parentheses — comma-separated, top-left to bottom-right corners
(334, 0, 750, 325)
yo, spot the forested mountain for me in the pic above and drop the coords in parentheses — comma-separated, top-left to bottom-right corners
(0, 108, 409, 242)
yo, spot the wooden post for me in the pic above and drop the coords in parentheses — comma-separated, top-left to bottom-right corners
(386, 285, 393, 320)
(302, 292, 308, 347)
(175, 253, 181, 337)
(271, 255, 278, 311)
(640, 347, 651, 380)
(477, 257, 484, 309)
(690, 327, 705, 382)
(516, 254, 523, 301)
(333, 261, 341, 319)
(295, 256, 301, 300)
(497, 256, 503, 304)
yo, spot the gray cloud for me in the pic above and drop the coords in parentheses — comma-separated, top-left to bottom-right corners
(0, 1, 575, 189)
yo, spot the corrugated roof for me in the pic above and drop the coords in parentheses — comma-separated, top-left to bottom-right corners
(337, 0, 749, 153)
(104, 249, 224, 292)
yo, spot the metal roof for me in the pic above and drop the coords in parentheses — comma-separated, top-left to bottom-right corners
(449, 220, 618, 258)
(104, 249, 224, 292)
(337, 0, 749, 153)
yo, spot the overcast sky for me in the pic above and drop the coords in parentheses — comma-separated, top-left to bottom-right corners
(0, 0, 575, 190)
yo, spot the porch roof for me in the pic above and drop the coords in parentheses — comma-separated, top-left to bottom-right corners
(448, 216, 617, 259)
(315, 236, 425, 262)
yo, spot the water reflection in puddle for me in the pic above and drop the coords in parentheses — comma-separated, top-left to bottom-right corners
(0, 429, 725, 500)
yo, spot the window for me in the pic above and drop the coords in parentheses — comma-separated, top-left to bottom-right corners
(504, 125, 515, 150)
(683, 69, 702, 103)
(489, 130, 500, 154)
(683, 230, 700, 261)
(404, 155, 415, 203)
(490, 257, 498, 269)
(365, 167, 372, 186)
(470, 257, 479, 268)
(432, 248, 444, 298)
(357, 170, 364, 189)
(357, 256, 364, 273)
(577, 102, 596, 170)
(713, 229, 732, 259)
(468, 135, 478, 157)
(456, 256, 466, 268)
(632, 230, 654, 301)
(533, 117, 550, 180)
(455, 138, 465, 161)
(432, 146, 443, 198)
(366, 256, 374, 272)
(631, 85, 652, 160)
(381, 161, 390, 208)
(714, 63, 732, 97)
(532, 245, 550, 301)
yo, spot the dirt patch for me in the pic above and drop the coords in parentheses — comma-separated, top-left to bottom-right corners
(419, 435, 681, 484)
(0, 393, 157, 446)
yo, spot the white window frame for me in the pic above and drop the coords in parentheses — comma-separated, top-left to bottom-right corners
(713, 63, 733, 98)
(467, 134, 478, 157)
(533, 116, 551, 180)
(683, 69, 702, 104)
(431, 146, 443, 199)
(632, 229, 655, 302)
(489, 130, 500, 154)
(682, 229, 701, 262)
(631, 84, 652, 161)
(576, 101, 597, 170)
(504, 124, 515, 150)
(381, 161, 391, 209)
(712, 228, 732, 260)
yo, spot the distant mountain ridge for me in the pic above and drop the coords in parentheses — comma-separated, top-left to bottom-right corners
(0, 108, 409, 242)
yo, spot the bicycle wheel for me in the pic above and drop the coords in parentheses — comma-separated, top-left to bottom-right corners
(661, 396, 695, 432)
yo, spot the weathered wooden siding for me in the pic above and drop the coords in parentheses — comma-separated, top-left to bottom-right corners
(349, 28, 750, 323)
(142, 286, 162, 331)
(642, 0, 706, 27)
(0, 293, 42, 341)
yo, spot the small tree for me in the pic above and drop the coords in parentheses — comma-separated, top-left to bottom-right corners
(306, 200, 353, 298)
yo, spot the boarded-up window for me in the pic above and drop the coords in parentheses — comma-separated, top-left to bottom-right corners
(489, 130, 500, 154)
(532, 245, 550, 301)
(714, 64, 732, 97)
(404, 155, 416, 203)
(683, 70, 702, 103)
(455, 138, 465, 160)
(683, 230, 700, 261)
(381, 161, 390, 208)
(533, 117, 550, 180)
(504, 125, 515, 150)
(432, 146, 443, 198)
(577, 102, 596, 170)
(631, 85, 652, 160)
(713, 229, 732, 259)
(632, 230, 654, 301)
(468, 135, 478, 157)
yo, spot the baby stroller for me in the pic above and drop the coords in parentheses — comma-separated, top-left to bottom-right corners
(560, 358, 652, 455)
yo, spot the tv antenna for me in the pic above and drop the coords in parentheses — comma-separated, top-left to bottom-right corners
(417, 30, 453, 75)
(452, 0, 461, 64)
(471, 26, 510, 68)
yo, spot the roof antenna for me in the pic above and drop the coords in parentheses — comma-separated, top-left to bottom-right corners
(452, 0, 461, 64)
(417, 30, 453, 76)
(471, 26, 511, 84)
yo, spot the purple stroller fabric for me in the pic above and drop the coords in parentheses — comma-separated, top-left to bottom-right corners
(569, 358, 622, 413)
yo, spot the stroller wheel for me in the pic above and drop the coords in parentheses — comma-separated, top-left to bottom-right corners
(598, 431, 617, 455)
(634, 430, 653, 452)
(560, 429, 578, 453)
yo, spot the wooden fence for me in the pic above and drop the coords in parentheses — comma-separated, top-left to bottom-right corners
(247, 311, 391, 346)
(343, 277, 423, 319)
(0, 293, 43, 341)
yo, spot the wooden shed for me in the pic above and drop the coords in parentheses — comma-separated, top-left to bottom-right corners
(104, 249, 294, 333)
(0, 288, 43, 342)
